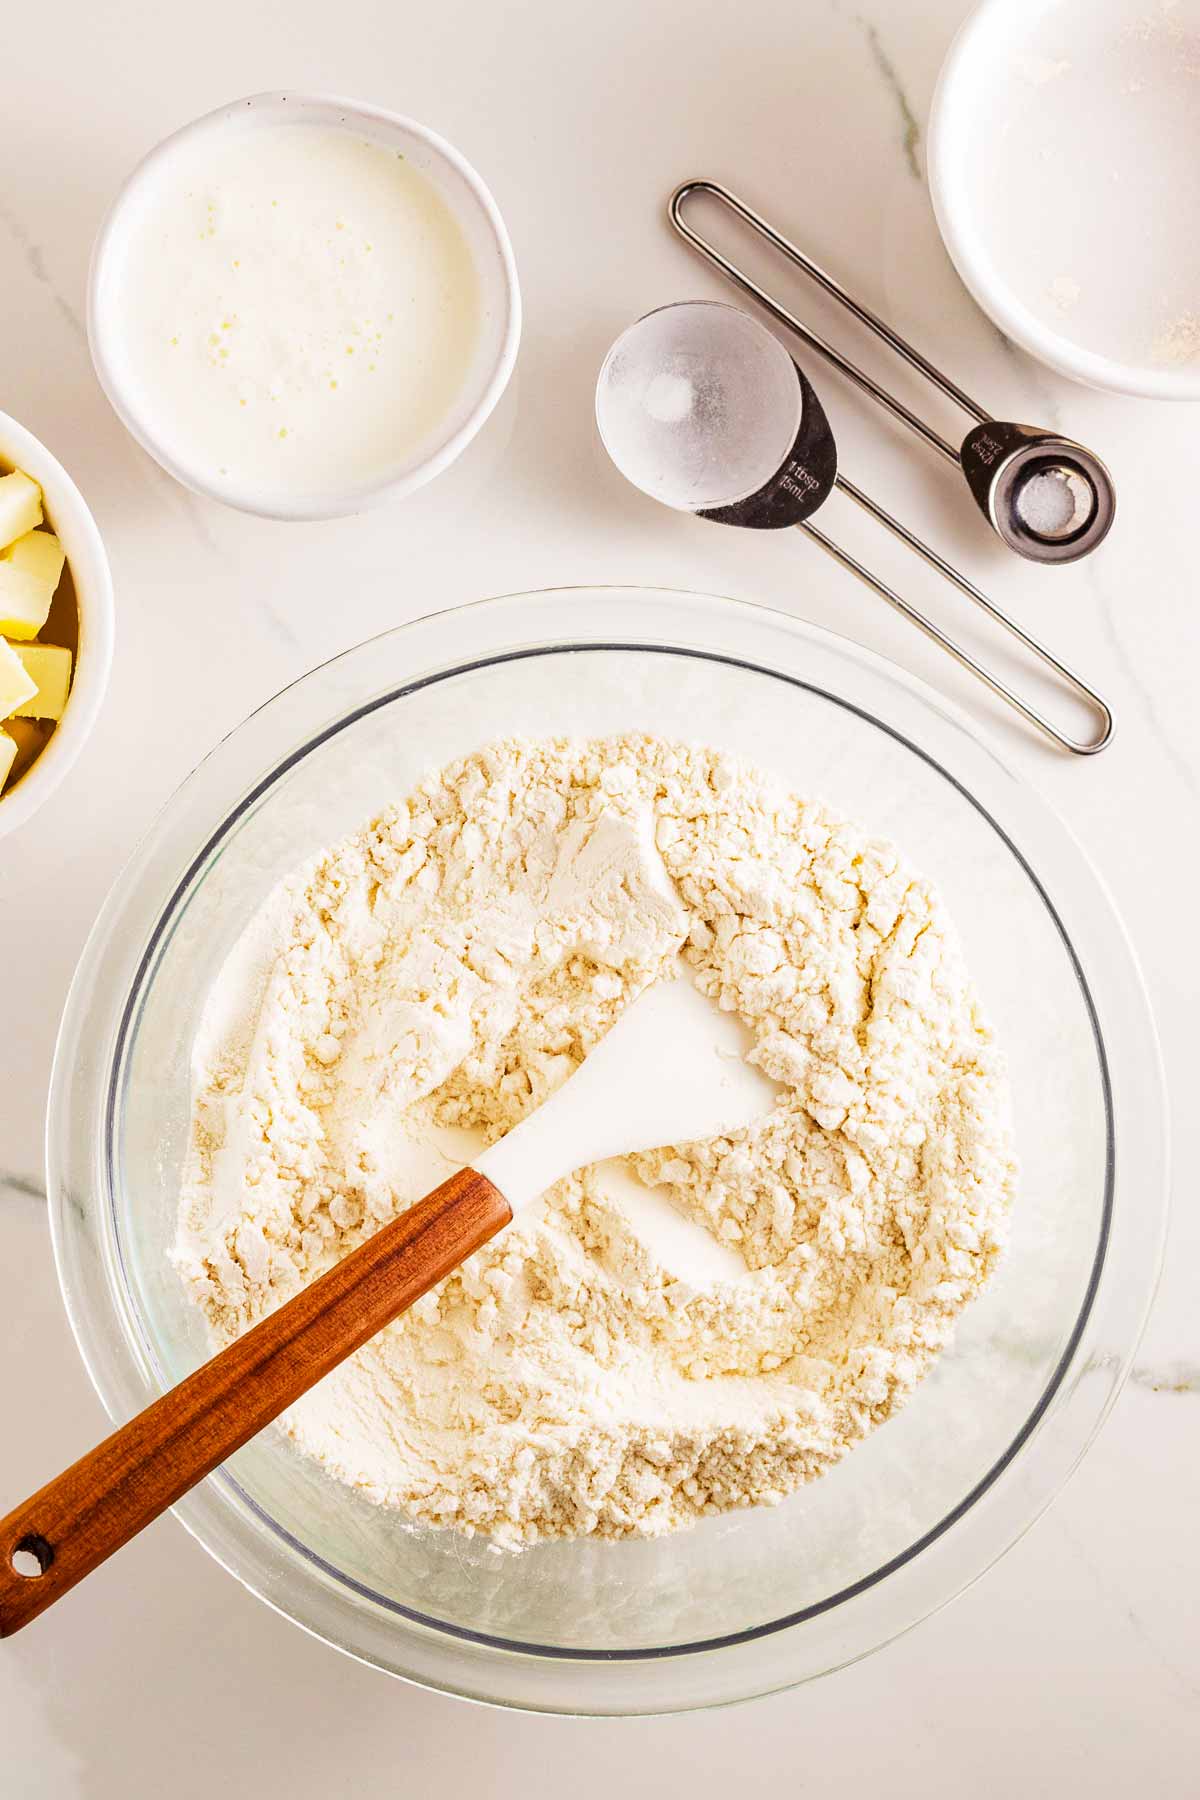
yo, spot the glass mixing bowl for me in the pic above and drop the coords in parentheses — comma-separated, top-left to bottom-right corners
(47, 587, 1167, 1714)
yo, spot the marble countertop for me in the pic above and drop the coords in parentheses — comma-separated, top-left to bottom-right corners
(2, 0, 1196, 1791)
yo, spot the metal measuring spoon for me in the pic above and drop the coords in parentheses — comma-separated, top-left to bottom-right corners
(958, 421, 1114, 563)
(596, 301, 1112, 754)
(669, 180, 1116, 567)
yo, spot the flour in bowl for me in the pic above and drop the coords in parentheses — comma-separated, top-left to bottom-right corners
(175, 735, 1016, 1544)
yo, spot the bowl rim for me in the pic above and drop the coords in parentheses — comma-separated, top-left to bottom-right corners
(87, 90, 523, 519)
(0, 411, 115, 840)
(45, 586, 1169, 1712)
(928, 0, 1200, 402)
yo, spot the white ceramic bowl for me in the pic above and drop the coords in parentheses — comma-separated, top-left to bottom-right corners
(88, 93, 522, 518)
(929, 0, 1200, 400)
(0, 412, 114, 841)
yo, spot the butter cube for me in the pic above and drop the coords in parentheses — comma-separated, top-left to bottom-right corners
(8, 641, 72, 720)
(0, 470, 43, 551)
(0, 726, 16, 794)
(0, 636, 37, 717)
(0, 529, 65, 639)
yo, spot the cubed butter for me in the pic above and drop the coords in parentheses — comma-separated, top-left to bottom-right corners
(0, 470, 43, 551)
(0, 529, 66, 639)
(8, 640, 72, 720)
(0, 726, 16, 794)
(0, 636, 37, 717)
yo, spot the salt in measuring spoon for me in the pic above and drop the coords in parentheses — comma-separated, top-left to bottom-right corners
(595, 301, 1112, 755)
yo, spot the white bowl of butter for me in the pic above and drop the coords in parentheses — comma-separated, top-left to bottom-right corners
(88, 93, 521, 518)
(0, 412, 114, 840)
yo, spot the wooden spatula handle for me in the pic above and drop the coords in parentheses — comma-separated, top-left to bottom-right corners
(0, 1167, 510, 1637)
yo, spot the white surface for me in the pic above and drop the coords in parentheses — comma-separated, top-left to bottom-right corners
(929, 0, 1200, 397)
(0, 0, 1196, 1790)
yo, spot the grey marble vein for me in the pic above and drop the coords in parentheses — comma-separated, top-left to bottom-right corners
(253, 584, 304, 652)
(0, 195, 86, 342)
(986, 318, 1066, 435)
(137, 456, 301, 650)
(1084, 1349, 1200, 1397)
(136, 453, 225, 557)
(1088, 565, 1199, 799)
(1130, 1360, 1200, 1396)
(857, 18, 922, 179)
(1, 1171, 46, 1204)
(1054, 1510, 1200, 1701)
(173, 482, 222, 555)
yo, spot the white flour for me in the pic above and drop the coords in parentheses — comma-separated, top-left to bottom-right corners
(176, 735, 1015, 1544)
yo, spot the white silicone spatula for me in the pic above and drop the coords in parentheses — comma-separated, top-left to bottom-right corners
(0, 961, 776, 1635)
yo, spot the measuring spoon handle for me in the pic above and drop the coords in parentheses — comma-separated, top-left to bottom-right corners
(0, 1168, 510, 1637)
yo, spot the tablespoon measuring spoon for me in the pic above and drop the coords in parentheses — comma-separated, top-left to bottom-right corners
(595, 300, 1112, 754)
(0, 961, 776, 1635)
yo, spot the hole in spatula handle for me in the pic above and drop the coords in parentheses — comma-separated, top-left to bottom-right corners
(10, 1534, 54, 1578)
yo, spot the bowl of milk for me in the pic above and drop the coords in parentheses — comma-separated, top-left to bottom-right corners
(88, 93, 521, 518)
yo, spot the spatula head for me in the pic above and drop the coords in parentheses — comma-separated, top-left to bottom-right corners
(475, 962, 778, 1212)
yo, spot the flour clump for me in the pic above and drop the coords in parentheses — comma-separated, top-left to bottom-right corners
(176, 735, 1016, 1544)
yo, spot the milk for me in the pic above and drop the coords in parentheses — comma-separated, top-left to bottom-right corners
(103, 123, 482, 508)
